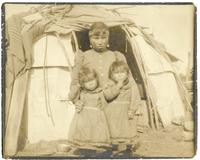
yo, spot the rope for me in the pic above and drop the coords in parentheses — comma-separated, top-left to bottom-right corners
(43, 35, 55, 126)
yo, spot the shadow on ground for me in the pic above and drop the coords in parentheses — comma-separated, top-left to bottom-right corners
(16, 125, 195, 158)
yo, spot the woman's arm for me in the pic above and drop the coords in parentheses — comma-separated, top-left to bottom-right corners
(68, 51, 84, 102)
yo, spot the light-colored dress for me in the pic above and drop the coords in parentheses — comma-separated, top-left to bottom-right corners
(104, 80, 141, 144)
(68, 88, 111, 150)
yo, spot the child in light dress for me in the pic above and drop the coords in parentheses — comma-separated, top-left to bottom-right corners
(67, 66, 111, 154)
(103, 60, 141, 155)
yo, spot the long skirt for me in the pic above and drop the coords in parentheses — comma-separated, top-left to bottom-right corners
(68, 107, 111, 150)
(105, 101, 137, 144)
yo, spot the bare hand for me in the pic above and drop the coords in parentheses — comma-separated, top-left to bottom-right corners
(75, 100, 84, 113)
(117, 80, 124, 89)
(128, 110, 134, 119)
(135, 107, 143, 115)
(76, 105, 83, 113)
(97, 97, 104, 110)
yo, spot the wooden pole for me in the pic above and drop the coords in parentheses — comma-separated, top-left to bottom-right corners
(139, 27, 193, 112)
(122, 25, 157, 129)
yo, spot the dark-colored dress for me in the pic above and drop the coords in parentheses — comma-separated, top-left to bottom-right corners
(103, 80, 141, 144)
(68, 88, 111, 150)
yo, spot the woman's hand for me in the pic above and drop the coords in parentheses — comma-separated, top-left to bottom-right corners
(75, 100, 84, 113)
(128, 110, 134, 120)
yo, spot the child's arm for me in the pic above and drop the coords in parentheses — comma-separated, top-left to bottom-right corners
(128, 80, 141, 119)
(103, 81, 123, 102)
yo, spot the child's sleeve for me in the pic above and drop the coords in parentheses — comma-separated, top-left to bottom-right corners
(129, 80, 141, 112)
(68, 52, 84, 103)
(103, 81, 120, 102)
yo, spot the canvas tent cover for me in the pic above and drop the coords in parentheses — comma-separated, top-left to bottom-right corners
(4, 4, 191, 156)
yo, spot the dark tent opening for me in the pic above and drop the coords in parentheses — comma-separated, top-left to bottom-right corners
(75, 26, 146, 99)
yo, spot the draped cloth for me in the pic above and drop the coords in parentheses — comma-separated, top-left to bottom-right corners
(5, 15, 26, 122)
(4, 8, 131, 156)
(4, 15, 45, 156)
(134, 35, 185, 126)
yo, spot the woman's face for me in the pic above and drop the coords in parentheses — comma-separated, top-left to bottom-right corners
(90, 34, 109, 52)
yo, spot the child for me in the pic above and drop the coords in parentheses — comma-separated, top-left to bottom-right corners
(67, 67, 111, 155)
(103, 60, 141, 155)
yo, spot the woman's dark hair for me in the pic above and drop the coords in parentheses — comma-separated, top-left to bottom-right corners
(89, 22, 109, 37)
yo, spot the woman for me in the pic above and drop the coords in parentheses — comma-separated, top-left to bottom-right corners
(69, 22, 128, 102)
(68, 22, 140, 156)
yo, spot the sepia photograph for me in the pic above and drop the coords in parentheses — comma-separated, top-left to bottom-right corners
(2, 3, 196, 158)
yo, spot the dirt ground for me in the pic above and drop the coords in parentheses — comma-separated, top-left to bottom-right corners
(16, 125, 195, 158)
(134, 125, 195, 158)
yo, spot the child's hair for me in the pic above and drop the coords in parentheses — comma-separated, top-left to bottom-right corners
(109, 60, 129, 79)
(79, 67, 98, 88)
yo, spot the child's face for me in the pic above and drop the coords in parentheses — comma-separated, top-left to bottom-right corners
(112, 71, 128, 82)
(84, 79, 98, 91)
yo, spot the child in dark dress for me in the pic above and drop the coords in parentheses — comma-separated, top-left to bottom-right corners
(104, 60, 141, 155)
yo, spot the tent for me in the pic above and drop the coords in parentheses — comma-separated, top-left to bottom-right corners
(3, 4, 193, 156)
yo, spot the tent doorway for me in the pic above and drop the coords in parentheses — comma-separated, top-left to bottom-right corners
(75, 26, 146, 99)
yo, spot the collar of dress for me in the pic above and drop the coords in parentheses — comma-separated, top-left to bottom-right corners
(92, 49, 109, 55)
(110, 79, 131, 90)
(82, 87, 102, 94)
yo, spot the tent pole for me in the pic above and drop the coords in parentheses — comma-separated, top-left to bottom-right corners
(133, 23, 193, 112)
(72, 31, 79, 53)
(43, 35, 55, 126)
(125, 24, 161, 129)
(122, 25, 157, 129)
(5, 81, 14, 126)
(186, 52, 191, 81)
(140, 28, 193, 112)
(133, 38, 160, 129)
(4, 71, 29, 156)
(122, 25, 155, 129)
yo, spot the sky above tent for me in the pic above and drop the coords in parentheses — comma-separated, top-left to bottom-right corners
(4, 4, 194, 75)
